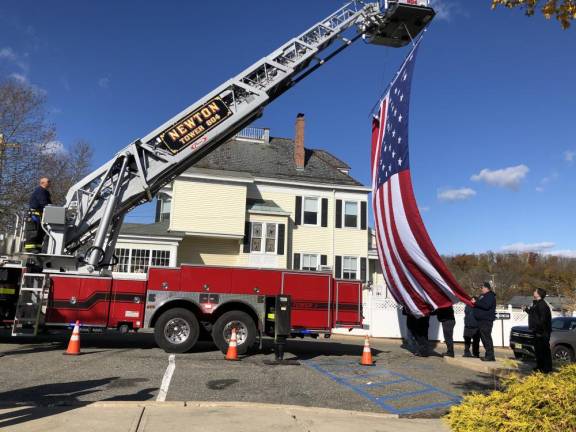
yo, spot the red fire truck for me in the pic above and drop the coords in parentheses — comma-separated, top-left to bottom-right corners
(0, 1, 434, 353)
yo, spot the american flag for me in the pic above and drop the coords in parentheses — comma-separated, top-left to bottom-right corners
(371, 40, 471, 317)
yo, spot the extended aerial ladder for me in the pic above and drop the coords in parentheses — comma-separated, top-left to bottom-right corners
(36, 1, 434, 274)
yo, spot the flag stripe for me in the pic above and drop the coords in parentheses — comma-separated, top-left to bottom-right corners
(387, 175, 448, 309)
(377, 184, 426, 316)
(385, 178, 437, 313)
(397, 171, 472, 305)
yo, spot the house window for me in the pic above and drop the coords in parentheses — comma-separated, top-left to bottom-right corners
(344, 201, 358, 228)
(152, 250, 171, 267)
(301, 254, 319, 271)
(250, 222, 278, 254)
(251, 223, 263, 252)
(343, 256, 358, 279)
(114, 248, 171, 273)
(131, 249, 150, 273)
(115, 248, 130, 273)
(265, 224, 277, 253)
(303, 197, 319, 225)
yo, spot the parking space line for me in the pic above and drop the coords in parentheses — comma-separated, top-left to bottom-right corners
(304, 360, 461, 415)
(156, 354, 176, 402)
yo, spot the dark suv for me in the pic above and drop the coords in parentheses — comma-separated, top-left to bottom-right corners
(510, 317, 576, 364)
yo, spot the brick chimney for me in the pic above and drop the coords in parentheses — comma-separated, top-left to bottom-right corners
(294, 113, 305, 170)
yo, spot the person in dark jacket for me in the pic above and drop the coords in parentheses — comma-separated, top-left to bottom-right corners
(436, 306, 456, 357)
(24, 177, 52, 253)
(473, 282, 496, 361)
(463, 297, 480, 358)
(412, 315, 430, 357)
(524, 288, 553, 373)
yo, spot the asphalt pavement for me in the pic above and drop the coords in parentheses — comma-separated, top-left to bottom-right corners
(0, 329, 498, 419)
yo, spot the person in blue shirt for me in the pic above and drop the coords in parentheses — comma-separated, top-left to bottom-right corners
(472, 282, 497, 361)
(24, 177, 52, 253)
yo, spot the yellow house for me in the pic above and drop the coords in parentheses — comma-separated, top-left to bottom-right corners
(116, 114, 371, 281)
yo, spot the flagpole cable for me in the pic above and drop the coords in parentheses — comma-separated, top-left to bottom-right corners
(367, 28, 428, 118)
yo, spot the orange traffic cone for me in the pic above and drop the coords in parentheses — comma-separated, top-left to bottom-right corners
(225, 327, 239, 361)
(64, 320, 82, 356)
(359, 335, 374, 366)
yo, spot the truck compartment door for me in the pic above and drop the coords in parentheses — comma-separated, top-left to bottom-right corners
(282, 272, 332, 331)
(109, 278, 147, 329)
(333, 280, 362, 328)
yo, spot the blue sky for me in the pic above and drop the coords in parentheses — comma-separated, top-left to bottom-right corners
(1, 1, 574, 256)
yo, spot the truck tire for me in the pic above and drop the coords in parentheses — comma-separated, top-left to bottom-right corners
(154, 308, 200, 353)
(552, 345, 575, 363)
(212, 310, 257, 355)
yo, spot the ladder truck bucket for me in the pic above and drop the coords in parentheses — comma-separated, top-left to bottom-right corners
(364, 1, 435, 48)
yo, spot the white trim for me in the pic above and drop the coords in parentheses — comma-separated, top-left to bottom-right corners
(117, 235, 183, 244)
(300, 253, 321, 271)
(342, 199, 360, 229)
(247, 209, 291, 217)
(254, 177, 370, 192)
(302, 196, 321, 227)
(249, 221, 279, 255)
(342, 255, 360, 280)
(178, 171, 254, 184)
(182, 232, 244, 240)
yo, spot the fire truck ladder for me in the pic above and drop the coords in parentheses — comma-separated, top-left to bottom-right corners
(12, 273, 50, 336)
(42, 1, 434, 272)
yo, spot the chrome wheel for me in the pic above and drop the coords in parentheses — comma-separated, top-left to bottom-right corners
(164, 318, 190, 344)
(223, 321, 248, 345)
(553, 347, 572, 363)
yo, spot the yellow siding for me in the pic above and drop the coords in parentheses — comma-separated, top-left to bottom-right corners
(334, 228, 368, 256)
(178, 237, 240, 266)
(170, 179, 247, 236)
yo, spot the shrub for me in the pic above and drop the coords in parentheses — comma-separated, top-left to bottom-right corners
(445, 364, 576, 432)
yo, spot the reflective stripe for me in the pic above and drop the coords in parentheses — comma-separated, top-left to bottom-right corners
(0, 287, 16, 295)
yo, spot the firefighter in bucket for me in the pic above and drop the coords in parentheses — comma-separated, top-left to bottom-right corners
(24, 177, 52, 253)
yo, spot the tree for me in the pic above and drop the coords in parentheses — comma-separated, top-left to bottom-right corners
(491, 0, 576, 29)
(0, 78, 93, 233)
(0, 78, 55, 231)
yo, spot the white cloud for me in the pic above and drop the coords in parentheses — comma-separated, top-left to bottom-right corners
(0, 47, 16, 60)
(471, 164, 529, 190)
(98, 77, 110, 89)
(429, 0, 458, 21)
(535, 186, 544, 193)
(501, 242, 555, 253)
(42, 140, 66, 155)
(545, 250, 576, 258)
(419, 206, 430, 213)
(564, 150, 575, 164)
(437, 187, 476, 202)
(9, 72, 27, 83)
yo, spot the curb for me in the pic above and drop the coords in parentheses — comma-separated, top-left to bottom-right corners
(442, 355, 526, 377)
(0, 401, 399, 419)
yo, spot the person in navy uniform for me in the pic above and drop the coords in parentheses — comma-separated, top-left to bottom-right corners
(24, 177, 52, 253)
(463, 297, 480, 358)
(472, 282, 496, 361)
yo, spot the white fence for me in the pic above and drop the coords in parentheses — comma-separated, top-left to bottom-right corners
(334, 287, 562, 347)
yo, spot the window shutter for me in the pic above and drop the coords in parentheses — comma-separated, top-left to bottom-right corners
(361, 202, 367, 230)
(295, 196, 302, 226)
(320, 255, 327, 266)
(243, 222, 251, 253)
(155, 199, 161, 223)
(321, 198, 328, 227)
(360, 257, 367, 282)
(335, 255, 342, 279)
(335, 200, 342, 229)
(277, 224, 285, 255)
(293, 253, 301, 270)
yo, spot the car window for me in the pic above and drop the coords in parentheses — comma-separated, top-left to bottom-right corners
(570, 320, 576, 331)
(552, 319, 567, 330)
